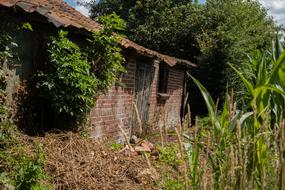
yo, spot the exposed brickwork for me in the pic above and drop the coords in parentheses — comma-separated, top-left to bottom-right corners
(89, 54, 185, 141)
(164, 67, 184, 126)
(89, 54, 136, 142)
(153, 66, 185, 129)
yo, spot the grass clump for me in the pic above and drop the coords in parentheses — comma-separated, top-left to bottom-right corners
(0, 123, 51, 190)
(157, 144, 181, 167)
(109, 142, 124, 151)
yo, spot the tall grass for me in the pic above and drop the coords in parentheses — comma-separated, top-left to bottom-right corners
(178, 36, 285, 189)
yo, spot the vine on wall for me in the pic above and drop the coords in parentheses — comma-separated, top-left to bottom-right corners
(36, 13, 126, 126)
(87, 13, 126, 92)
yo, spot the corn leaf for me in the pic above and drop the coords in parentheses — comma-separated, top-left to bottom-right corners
(188, 73, 220, 129)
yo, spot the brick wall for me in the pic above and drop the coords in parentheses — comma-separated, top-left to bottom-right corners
(89, 54, 185, 141)
(154, 66, 185, 128)
(164, 67, 184, 126)
(146, 62, 184, 128)
(89, 54, 136, 142)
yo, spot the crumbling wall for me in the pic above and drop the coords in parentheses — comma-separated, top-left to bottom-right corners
(89, 55, 185, 140)
(154, 66, 185, 129)
(89, 54, 136, 141)
(164, 67, 184, 126)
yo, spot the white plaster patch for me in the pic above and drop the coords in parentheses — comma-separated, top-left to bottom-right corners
(90, 124, 103, 139)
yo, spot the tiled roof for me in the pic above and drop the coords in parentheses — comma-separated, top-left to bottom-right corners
(0, 0, 195, 67)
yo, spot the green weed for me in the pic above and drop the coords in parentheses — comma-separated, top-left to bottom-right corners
(109, 142, 124, 151)
(163, 175, 184, 190)
(157, 144, 182, 168)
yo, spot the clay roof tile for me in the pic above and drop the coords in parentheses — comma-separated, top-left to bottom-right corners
(0, 0, 196, 67)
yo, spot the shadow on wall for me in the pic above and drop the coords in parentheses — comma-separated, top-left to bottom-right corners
(1, 14, 79, 135)
(16, 81, 78, 136)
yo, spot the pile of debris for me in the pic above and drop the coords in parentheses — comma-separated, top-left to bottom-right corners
(28, 133, 160, 190)
(121, 135, 157, 156)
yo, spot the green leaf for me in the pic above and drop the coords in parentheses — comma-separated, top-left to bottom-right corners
(229, 64, 254, 97)
(188, 73, 220, 129)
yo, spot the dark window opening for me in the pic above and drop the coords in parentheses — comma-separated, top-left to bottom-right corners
(158, 65, 169, 93)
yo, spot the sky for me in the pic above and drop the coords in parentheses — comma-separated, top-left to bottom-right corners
(65, 0, 285, 25)
(260, 0, 285, 25)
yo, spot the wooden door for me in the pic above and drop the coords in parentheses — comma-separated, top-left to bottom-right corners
(132, 63, 154, 135)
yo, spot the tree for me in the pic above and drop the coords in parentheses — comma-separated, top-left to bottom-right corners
(196, 0, 275, 104)
(90, 0, 199, 61)
(89, 0, 276, 114)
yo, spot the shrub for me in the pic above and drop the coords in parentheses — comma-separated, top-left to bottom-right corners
(13, 145, 50, 190)
(36, 13, 126, 126)
(86, 13, 126, 92)
(36, 31, 98, 124)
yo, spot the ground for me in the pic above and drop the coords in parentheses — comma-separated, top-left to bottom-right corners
(25, 132, 179, 190)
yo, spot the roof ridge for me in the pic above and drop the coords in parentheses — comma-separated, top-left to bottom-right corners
(0, 0, 195, 67)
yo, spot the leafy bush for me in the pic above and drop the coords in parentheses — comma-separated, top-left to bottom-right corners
(0, 33, 18, 149)
(36, 31, 98, 124)
(87, 13, 126, 92)
(0, 33, 18, 121)
(13, 145, 50, 190)
(0, 33, 17, 66)
(0, 144, 50, 190)
(36, 14, 126, 126)
(0, 122, 18, 149)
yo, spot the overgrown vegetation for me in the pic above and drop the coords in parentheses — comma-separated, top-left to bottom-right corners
(159, 36, 285, 189)
(2, 2, 285, 190)
(89, 0, 276, 112)
(36, 30, 98, 124)
(36, 14, 126, 126)
(0, 33, 50, 190)
(86, 13, 126, 92)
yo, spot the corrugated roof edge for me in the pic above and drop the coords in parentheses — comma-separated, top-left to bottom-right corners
(0, 0, 196, 68)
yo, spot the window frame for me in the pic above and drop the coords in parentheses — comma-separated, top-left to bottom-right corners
(158, 64, 169, 94)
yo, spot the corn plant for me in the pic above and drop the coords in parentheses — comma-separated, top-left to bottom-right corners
(189, 74, 255, 189)
(230, 35, 285, 124)
(187, 75, 284, 189)
(186, 36, 285, 189)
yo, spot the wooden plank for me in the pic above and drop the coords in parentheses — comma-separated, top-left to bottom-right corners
(131, 63, 154, 136)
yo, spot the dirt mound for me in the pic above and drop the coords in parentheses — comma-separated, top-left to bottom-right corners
(29, 133, 159, 190)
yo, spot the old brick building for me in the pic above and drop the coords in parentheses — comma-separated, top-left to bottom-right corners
(0, 0, 195, 140)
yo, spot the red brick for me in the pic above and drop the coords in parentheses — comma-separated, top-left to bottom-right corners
(89, 55, 185, 140)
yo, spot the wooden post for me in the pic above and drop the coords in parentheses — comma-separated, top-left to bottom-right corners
(133, 102, 143, 136)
